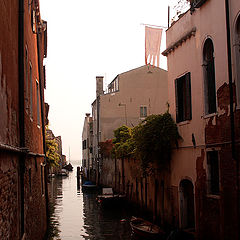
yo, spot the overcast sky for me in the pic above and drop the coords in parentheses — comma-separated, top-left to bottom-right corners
(40, 0, 178, 162)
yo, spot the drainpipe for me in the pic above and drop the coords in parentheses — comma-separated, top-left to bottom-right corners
(36, 28, 50, 228)
(224, 0, 239, 234)
(18, 0, 25, 237)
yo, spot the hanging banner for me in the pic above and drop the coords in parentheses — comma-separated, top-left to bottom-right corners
(145, 26, 163, 67)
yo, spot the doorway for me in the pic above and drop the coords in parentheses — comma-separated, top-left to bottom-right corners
(179, 179, 195, 229)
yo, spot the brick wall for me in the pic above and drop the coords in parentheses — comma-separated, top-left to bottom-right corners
(0, 0, 48, 239)
(0, 153, 19, 240)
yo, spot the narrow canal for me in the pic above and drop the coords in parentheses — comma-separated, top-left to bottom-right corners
(48, 163, 137, 240)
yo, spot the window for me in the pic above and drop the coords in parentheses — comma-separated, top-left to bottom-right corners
(25, 47, 28, 112)
(175, 72, 192, 123)
(108, 76, 119, 93)
(36, 80, 40, 125)
(29, 64, 33, 118)
(82, 140, 87, 150)
(31, 9, 36, 33)
(43, 21, 47, 58)
(41, 165, 44, 195)
(28, 168, 32, 193)
(235, 16, 240, 106)
(140, 106, 147, 118)
(207, 151, 220, 195)
(43, 66, 46, 89)
(190, 0, 208, 9)
(203, 39, 217, 115)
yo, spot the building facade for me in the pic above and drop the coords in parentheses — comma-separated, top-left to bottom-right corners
(0, 0, 48, 239)
(82, 113, 93, 179)
(89, 65, 168, 185)
(163, 0, 240, 239)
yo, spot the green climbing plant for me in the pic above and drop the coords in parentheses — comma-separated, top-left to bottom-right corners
(111, 112, 181, 171)
(112, 125, 135, 159)
(45, 126, 60, 167)
(133, 112, 181, 171)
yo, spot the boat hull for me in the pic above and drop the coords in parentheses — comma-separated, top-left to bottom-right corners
(130, 217, 165, 239)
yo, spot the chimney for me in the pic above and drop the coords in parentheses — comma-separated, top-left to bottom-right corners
(86, 113, 90, 117)
(96, 76, 104, 97)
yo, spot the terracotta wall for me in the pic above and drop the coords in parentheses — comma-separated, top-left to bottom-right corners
(0, 0, 48, 239)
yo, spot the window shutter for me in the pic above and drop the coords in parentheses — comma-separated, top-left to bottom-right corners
(43, 21, 47, 58)
(140, 107, 143, 117)
(144, 107, 147, 117)
(207, 60, 217, 114)
(43, 66, 46, 89)
(175, 79, 179, 123)
(186, 72, 192, 120)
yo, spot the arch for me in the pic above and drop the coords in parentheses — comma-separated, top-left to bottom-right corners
(179, 179, 195, 229)
(234, 14, 240, 106)
(202, 38, 217, 115)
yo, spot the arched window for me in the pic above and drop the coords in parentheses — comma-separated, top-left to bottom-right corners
(235, 16, 240, 106)
(203, 38, 217, 115)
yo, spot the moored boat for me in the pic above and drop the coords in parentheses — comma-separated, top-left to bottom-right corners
(57, 169, 69, 177)
(63, 163, 73, 171)
(82, 181, 97, 190)
(96, 188, 126, 206)
(130, 216, 165, 239)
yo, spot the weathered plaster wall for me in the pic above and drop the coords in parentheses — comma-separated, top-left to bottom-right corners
(166, 0, 240, 239)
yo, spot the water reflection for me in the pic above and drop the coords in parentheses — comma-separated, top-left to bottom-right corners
(48, 164, 133, 240)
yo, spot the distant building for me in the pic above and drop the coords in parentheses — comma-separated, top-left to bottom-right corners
(163, 0, 240, 239)
(0, 0, 48, 239)
(82, 113, 93, 180)
(90, 65, 168, 184)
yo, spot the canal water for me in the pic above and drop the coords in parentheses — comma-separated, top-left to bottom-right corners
(48, 163, 137, 240)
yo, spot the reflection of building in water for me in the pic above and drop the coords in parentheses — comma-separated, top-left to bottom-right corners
(82, 193, 103, 239)
(82, 192, 132, 239)
(49, 177, 63, 201)
(48, 177, 63, 238)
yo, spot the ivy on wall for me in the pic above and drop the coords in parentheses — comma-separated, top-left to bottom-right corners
(111, 112, 181, 171)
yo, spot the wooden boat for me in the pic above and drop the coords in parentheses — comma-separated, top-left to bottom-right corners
(96, 188, 124, 205)
(57, 169, 69, 177)
(63, 163, 73, 171)
(130, 216, 165, 239)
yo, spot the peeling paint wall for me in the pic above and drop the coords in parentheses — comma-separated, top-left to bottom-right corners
(166, 0, 240, 239)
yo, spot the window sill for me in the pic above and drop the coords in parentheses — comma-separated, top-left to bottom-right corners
(203, 112, 217, 119)
(37, 125, 41, 129)
(206, 194, 220, 200)
(178, 120, 191, 126)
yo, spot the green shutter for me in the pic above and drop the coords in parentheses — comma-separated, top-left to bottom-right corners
(185, 72, 192, 120)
